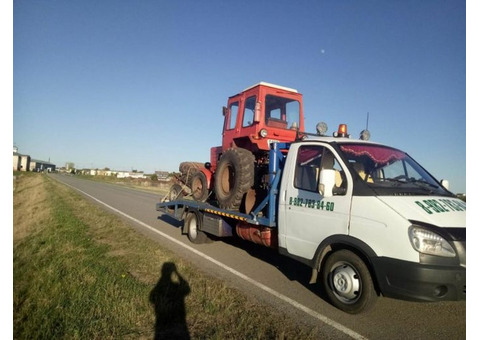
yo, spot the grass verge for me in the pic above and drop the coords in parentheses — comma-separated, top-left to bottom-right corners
(13, 173, 320, 339)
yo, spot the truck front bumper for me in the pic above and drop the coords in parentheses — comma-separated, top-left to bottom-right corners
(372, 257, 466, 302)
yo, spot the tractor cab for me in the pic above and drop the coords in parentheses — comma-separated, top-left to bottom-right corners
(221, 82, 305, 153)
(177, 83, 306, 211)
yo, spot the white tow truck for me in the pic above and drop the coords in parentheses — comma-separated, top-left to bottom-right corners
(156, 124, 466, 314)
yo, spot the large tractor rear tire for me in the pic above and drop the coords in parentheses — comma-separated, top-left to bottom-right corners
(214, 148, 255, 211)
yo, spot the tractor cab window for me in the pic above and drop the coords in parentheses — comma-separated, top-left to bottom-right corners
(265, 95, 300, 130)
(242, 96, 256, 127)
(227, 102, 239, 130)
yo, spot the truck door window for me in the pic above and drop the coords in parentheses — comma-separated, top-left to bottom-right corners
(242, 96, 256, 127)
(227, 102, 239, 130)
(265, 95, 300, 130)
(294, 145, 346, 195)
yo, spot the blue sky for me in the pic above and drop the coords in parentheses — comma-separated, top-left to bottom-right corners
(12, 0, 467, 193)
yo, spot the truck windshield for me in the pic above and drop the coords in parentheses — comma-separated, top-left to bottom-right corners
(265, 95, 300, 130)
(339, 143, 451, 196)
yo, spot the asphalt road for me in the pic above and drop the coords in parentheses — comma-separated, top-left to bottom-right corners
(50, 174, 467, 339)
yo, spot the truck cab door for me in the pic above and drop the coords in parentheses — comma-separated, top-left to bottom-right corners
(278, 143, 353, 261)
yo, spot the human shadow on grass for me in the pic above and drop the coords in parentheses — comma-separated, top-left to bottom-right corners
(149, 262, 191, 340)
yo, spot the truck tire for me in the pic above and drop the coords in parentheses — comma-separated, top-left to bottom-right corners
(191, 171, 209, 202)
(322, 249, 377, 314)
(214, 148, 255, 211)
(185, 212, 209, 244)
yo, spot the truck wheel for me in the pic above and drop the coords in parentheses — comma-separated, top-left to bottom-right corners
(185, 212, 209, 244)
(322, 249, 377, 314)
(168, 183, 184, 201)
(191, 171, 209, 202)
(214, 148, 254, 211)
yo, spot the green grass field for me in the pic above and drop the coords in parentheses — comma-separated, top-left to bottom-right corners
(13, 173, 319, 339)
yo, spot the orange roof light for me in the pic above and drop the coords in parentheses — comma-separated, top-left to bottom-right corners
(338, 124, 348, 136)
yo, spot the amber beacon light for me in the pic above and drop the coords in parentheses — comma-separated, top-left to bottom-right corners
(335, 124, 349, 137)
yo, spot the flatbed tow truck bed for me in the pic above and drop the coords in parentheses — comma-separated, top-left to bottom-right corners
(156, 200, 259, 225)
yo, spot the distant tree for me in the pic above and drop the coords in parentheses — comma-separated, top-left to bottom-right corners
(151, 174, 158, 181)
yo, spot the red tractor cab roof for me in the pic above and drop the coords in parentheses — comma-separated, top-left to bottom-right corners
(222, 82, 305, 153)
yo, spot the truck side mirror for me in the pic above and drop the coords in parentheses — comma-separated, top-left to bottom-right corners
(319, 169, 335, 197)
(441, 179, 449, 190)
(222, 106, 228, 116)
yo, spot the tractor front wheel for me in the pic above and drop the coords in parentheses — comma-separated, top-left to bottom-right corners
(168, 183, 185, 201)
(191, 171, 209, 202)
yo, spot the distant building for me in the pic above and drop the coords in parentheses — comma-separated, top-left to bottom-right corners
(96, 169, 114, 176)
(31, 159, 56, 172)
(116, 171, 145, 179)
(13, 147, 56, 172)
(155, 171, 170, 181)
(13, 152, 21, 171)
(13, 152, 30, 171)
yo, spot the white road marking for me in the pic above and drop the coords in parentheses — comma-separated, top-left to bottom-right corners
(66, 183, 367, 340)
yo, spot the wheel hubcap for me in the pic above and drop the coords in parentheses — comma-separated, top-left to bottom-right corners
(331, 264, 360, 302)
(189, 216, 197, 239)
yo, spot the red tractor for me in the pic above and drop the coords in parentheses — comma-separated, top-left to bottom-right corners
(175, 82, 305, 212)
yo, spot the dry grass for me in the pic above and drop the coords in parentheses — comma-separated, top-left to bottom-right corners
(13, 173, 51, 243)
(13, 173, 321, 339)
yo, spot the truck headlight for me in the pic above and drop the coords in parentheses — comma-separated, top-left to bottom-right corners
(408, 225, 456, 257)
